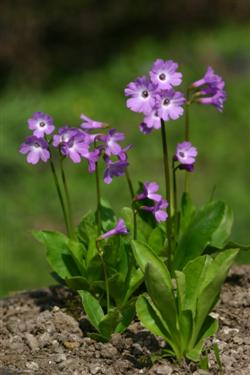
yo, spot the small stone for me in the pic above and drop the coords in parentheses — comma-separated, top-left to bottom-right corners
(89, 364, 101, 374)
(55, 353, 67, 363)
(63, 340, 80, 349)
(100, 343, 118, 359)
(154, 363, 173, 374)
(58, 359, 74, 370)
(38, 332, 51, 347)
(26, 361, 39, 371)
(132, 343, 143, 356)
(54, 311, 81, 334)
(111, 333, 123, 351)
(25, 333, 39, 351)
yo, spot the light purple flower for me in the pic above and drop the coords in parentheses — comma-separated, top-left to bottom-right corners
(192, 66, 226, 112)
(81, 148, 101, 173)
(60, 134, 87, 163)
(136, 181, 162, 202)
(143, 108, 161, 130)
(80, 114, 105, 129)
(100, 128, 125, 156)
(142, 198, 168, 223)
(124, 76, 157, 115)
(175, 141, 198, 167)
(103, 157, 128, 184)
(53, 127, 79, 147)
(28, 112, 55, 138)
(118, 144, 133, 161)
(100, 219, 128, 240)
(150, 59, 182, 90)
(156, 90, 185, 121)
(197, 90, 226, 112)
(19, 136, 50, 165)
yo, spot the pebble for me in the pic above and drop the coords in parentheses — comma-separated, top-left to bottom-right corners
(100, 343, 118, 359)
(25, 333, 39, 351)
(89, 364, 102, 374)
(55, 353, 67, 363)
(25, 361, 39, 371)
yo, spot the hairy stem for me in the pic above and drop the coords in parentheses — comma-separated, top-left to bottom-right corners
(96, 241, 110, 313)
(95, 162, 102, 235)
(125, 169, 137, 240)
(160, 119, 172, 271)
(49, 159, 70, 236)
(59, 157, 75, 239)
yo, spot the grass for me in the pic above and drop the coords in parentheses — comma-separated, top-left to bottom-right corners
(1, 24, 250, 296)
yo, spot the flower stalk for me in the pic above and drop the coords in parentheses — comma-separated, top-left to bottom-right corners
(125, 169, 137, 240)
(160, 118, 172, 271)
(95, 161, 102, 235)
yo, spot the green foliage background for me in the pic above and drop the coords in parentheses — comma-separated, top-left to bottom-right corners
(1, 25, 250, 296)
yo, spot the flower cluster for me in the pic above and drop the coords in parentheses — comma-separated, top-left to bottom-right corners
(192, 66, 226, 112)
(135, 181, 168, 222)
(20, 113, 131, 184)
(125, 59, 185, 133)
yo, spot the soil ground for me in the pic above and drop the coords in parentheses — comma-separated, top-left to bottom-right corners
(0, 266, 249, 375)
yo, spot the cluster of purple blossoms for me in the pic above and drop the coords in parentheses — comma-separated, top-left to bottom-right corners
(20, 112, 131, 184)
(125, 59, 185, 134)
(135, 181, 168, 222)
(174, 141, 198, 172)
(192, 66, 226, 112)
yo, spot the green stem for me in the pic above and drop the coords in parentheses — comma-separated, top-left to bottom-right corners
(184, 88, 191, 192)
(125, 169, 137, 240)
(160, 119, 172, 271)
(59, 157, 75, 239)
(172, 161, 178, 216)
(95, 161, 102, 235)
(49, 158, 70, 236)
(96, 241, 110, 313)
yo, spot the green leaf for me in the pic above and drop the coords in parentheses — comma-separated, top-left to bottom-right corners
(131, 240, 171, 289)
(120, 207, 153, 242)
(136, 294, 172, 341)
(210, 204, 233, 248)
(79, 290, 104, 331)
(98, 309, 121, 339)
(68, 239, 87, 275)
(144, 262, 179, 341)
(65, 276, 89, 291)
(195, 249, 239, 335)
(115, 300, 135, 333)
(99, 199, 116, 231)
(187, 316, 218, 362)
(123, 267, 143, 305)
(33, 230, 78, 279)
(179, 192, 196, 235)
(148, 226, 165, 256)
(77, 211, 97, 245)
(173, 201, 228, 270)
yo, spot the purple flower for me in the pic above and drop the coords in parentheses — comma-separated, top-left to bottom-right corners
(103, 157, 128, 184)
(192, 66, 226, 112)
(192, 66, 224, 90)
(136, 181, 162, 202)
(100, 128, 125, 156)
(139, 122, 153, 135)
(197, 90, 226, 112)
(143, 108, 161, 130)
(19, 136, 50, 165)
(60, 134, 87, 163)
(150, 59, 182, 90)
(53, 127, 79, 147)
(81, 148, 101, 173)
(175, 141, 198, 167)
(124, 76, 157, 115)
(28, 112, 55, 138)
(100, 219, 128, 240)
(118, 144, 133, 161)
(142, 198, 168, 223)
(156, 90, 185, 121)
(80, 114, 105, 129)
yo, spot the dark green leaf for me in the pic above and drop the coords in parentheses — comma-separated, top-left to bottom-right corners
(115, 300, 135, 333)
(65, 276, 89, 291)
(173, 201, 228, 270)
(79, 290, 104, 331)
(148, 226, 165, 256)
(33, 230, 78, 279)
(98, 309, 121, 339)
(210, 204, 233, 248)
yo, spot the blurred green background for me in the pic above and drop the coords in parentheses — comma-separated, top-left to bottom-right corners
(1, 1, 250, 296)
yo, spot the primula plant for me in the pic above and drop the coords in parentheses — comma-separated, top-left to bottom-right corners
(20, 59, 247, 360)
